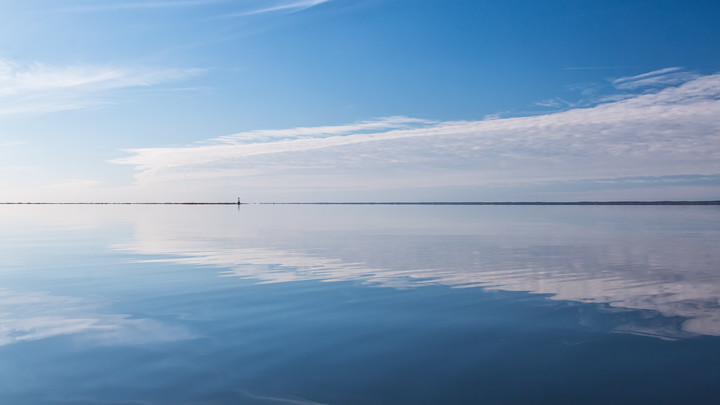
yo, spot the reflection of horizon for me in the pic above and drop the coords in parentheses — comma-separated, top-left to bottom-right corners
(116, 206, 720, 338)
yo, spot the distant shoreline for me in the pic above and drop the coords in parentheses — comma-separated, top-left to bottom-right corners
(1, 201, 719, 206)
(263, 201, 720, 205)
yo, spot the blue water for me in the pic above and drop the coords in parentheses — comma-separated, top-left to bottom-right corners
(0, 205, 719, 404)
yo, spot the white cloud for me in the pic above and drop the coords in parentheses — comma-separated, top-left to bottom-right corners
(214, 116, 433, 143)
(562, 66, 630, 70)
(112, 71, 720, 198)
(50, 0, 327, 15)
(218, 0, 331, 17)
(612, 67, 700, 90)
(0, 141, 25, 147)
(0, 59, 202, 115)
(48, 179, 104, 189)
(56, 0, 229, 12)
(614, 67, 683, 82)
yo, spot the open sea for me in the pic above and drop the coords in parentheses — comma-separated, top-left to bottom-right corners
(0, 204, 719, 404)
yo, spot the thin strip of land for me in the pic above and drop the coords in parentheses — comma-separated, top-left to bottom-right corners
(2, 201, 719, 205)
(0, 202, 241, 205)
(262, 201, 720, 205)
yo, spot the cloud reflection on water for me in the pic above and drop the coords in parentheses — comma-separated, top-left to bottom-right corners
(0, 289, 192, 346)
(113, 205, 720, 339)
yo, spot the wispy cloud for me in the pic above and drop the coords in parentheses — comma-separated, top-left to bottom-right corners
(562, 66, 631, 70)
(112, 70, 720, 197)
(612, 67, 699, 90)
(237, 389, 335, 404)
(112, 116, 435, 173)
(0, 59, 202, 115)
(57, 0, 228, 12)
(534, 97, 576, 109)
(218, 0, 331, 17)
(49, 0, 331, 18)
(0, 141, 26, 147)
(214, 116, 434, 143)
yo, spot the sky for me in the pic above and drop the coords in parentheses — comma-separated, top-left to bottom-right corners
(1, 0, 719, 202)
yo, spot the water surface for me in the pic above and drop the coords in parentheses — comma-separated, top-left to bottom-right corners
(0, 205, 719, 404)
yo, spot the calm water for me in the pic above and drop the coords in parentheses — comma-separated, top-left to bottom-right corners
(0, 204, 719, 404)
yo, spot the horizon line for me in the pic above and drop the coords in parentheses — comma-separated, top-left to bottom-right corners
(1, 201, 719, 206)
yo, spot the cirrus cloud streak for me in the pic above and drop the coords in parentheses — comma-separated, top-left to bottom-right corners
(0, 59, 202, 115)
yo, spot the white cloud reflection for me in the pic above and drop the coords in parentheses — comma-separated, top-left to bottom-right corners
(115, 205, 720, 339)
(0, 289, 192, 346)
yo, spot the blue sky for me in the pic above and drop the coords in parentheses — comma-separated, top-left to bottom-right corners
(1, 0, 719, 202)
